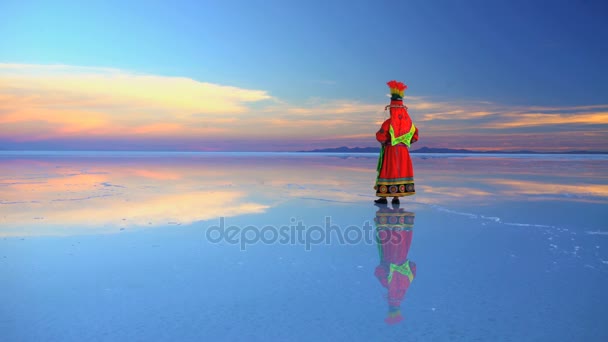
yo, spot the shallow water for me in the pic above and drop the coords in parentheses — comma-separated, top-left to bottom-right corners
(1, 152, 607, 341)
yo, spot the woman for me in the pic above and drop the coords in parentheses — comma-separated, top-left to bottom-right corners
(374, 80, 419, 204)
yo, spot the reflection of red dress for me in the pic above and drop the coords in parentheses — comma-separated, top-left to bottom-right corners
(374, 207, 416, 324)
(375, 99, 419, 198)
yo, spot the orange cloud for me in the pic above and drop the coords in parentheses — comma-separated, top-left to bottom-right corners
(1, 63, 272, 114)
(0, 63, 272, 141)
(131, 123, 185, 135)
(418, 130, 608, 151)
(1, 63, 607, 150)
(481, 112, 608, 129)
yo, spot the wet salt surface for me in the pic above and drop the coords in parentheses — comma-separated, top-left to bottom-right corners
(1, 152, 607, 341)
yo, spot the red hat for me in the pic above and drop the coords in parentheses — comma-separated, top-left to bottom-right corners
(387, 80, 407, 101)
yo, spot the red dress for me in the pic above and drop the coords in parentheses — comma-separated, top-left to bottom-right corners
(375, 99, 419, 197)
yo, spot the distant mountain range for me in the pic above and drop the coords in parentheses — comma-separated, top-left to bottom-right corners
(298, 146, 608, 154)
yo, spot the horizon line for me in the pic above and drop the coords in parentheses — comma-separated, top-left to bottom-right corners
(1, 148, 607, 155)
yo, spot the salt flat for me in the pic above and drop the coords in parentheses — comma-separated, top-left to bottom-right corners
(1, 152, 607, 341)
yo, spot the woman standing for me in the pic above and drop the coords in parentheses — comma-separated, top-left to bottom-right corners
(374, 80, 419, 204)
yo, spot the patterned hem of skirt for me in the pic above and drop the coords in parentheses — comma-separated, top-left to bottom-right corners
(375, 182, 416, 196)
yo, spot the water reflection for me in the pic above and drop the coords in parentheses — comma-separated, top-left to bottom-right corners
(373, 203, 416, 325)
(0, 153, 605, 236)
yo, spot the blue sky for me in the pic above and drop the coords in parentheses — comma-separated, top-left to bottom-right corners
(1, 0, 607, 151)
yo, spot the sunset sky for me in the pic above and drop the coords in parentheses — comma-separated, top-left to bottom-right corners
(1, 0, 607, 151)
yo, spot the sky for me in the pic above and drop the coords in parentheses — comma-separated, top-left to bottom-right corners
(0, 0, 607, 151)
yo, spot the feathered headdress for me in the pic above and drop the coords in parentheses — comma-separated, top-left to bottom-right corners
(387, 80, 407, 100)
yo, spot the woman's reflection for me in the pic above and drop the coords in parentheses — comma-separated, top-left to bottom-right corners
(374, 203, 416, 325)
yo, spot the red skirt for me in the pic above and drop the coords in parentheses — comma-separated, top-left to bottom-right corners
(375, 144, 415, 197)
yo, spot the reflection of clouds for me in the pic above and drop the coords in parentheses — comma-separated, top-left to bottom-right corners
(5, 173, 107, 195)
(0, 156, 376, 236)
(418, 185, 493, 198)
(2, 191, 267, 237)
(417, 182, 608, 205)
(129, 168, 182, 180)
(486, 179, 608, 199)
(282, 187, 368, 203)
(412, 156, 608, 204)
(1, 154, 605, 236)
(0, 159, 273, 236)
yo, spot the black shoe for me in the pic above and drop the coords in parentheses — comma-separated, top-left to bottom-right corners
(374, 197, 387, 204)
(391, 197, 400, 204)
